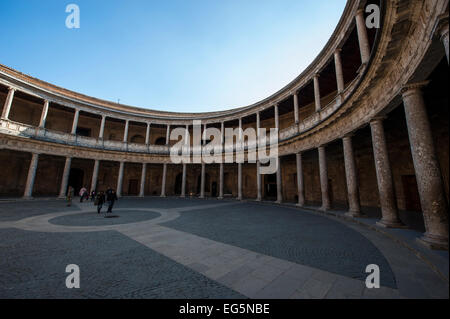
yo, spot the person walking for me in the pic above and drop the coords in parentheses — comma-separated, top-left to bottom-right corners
(79, 187, 87, 203)
(67, 186, 74, 207)
(106, 187, 118, 214)
(90, 190, 96, 202)
(94, 191, 106, 214)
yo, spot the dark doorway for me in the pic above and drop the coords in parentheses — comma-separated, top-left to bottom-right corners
(402, 175, 422, 211)
(264, 174, 277, 199)
(68, 168, 84, 196)
(174, 173, 182, 195)
(211, 182, 217, 197)
(155, 137, 166, 145)
(196, 174, 211, 195)
(128, 179, 139, 196)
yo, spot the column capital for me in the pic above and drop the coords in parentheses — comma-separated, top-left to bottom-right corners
(334, 48, 342, 55)
(369, 116, 386, 124)
(401, 81, 430, 98)
(314, 73, 320, 79)
(342, 132, 355, 140)
(356, 8, 365, 16)
(8, 87, 16, 93)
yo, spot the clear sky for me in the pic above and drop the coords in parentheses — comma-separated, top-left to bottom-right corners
(0, 0, 346, 113)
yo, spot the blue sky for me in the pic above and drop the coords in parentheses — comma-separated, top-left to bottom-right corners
(0, 0, 346, 112)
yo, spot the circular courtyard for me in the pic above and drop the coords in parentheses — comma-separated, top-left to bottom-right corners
(0, 198, 447, 299)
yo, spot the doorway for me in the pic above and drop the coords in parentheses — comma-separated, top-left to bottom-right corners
(68, 168, 84, 196)
(128, 179, 139, 196)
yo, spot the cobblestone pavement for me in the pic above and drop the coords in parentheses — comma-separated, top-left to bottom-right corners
(0, 197, 448, 299)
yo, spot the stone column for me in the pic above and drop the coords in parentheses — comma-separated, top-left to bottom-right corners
(441, 24, 449, 64)
(296, 152, 305, 207)
(23, 153, 39, 199)
(123, 120, 129, 143)
(200, 163, 206, 198)
(161, 163, 167, 197)
(256, 160, 262, 201)
(342, 135, 362, 217)
(276, 157, 282, 203)
(218, 122, 224, 199)
(219, 163, 224, 199)
(237, 118, 243, 200)
(39, 100, 49, 128)
(356, 9, 371, 65)
(1, 87, 15, 120)
(166, 124, 171, 145)
(293, 93, 299, 124)
(181, 163, 187, 197)
(402, 83, 448, 249)
(274, 104, 279, 129)
(117, 162, 125, 197)
(370, 118, 404, 228)
(145, 122, 151, 145)
(334, 49, 345, 94)
(313, 74, 321, 112)
(58, 157, 72, 199)
(139, 163, 147, 197)
(318, 146, 330, 211)
(99, 116, 106, 139)
(91, 160, 100, 193)
(238, 163, 243, 200)
(71, 109, 80, 135)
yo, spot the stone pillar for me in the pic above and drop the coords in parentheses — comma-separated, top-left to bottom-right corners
(237, 118, 243, 200)
(293, 93, 299, 124)
(91, 160, 100, 193)
(145, 122, 151, 145)
(166, 124, 171, 145)
(441, 24, 449, 64)
(200, 163, 206, 198)
(39, 100, 49, 128)
(276, 157, 282, 203)
(402, 84, 448, 249)
(218, 122, 224, 199)
(334, 49, 345, 94)
(296, 152, 305, 207)
(356, 9, 371, 65)
(274, 104, 279, 129)
(256, 161, 262, 201)
(219, 163, 224, 199)
(1, 87, 15, 120)
(161, 163, 167, 197)
(181, 163, 187, 197)
(238, 163, 243, 200)
(318, 146, 330, 211)
(342, 135, 362, 217)
(58, 157, 72, 199)
(23, 153, 39, 199)
(99, 116, 106, 139)
(139, 163, 147, 197)
(313, 74, 321, 112)
(117, 162, 125, 197)
(123, 120, 129, 143)
(71, 109, 80, 135)
(370, 118, 404, 228)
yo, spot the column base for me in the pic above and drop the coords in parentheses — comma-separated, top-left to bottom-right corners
(376, 219, 408, 229)
(160, 195, 166, 198)
(319, 205, 330, 212)
(296, 202, 305, 207)
(199, 196, 205, 199)
(345, 210, 365, 218)
(255, 198, 262, 202)
(417, 233, 449, 251)
(218, 196, 224, 200)
(22, 196, 34, 201)
(275, 200, 283, 204)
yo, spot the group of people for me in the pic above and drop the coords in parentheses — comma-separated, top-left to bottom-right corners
(66, 186, 118, 214)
